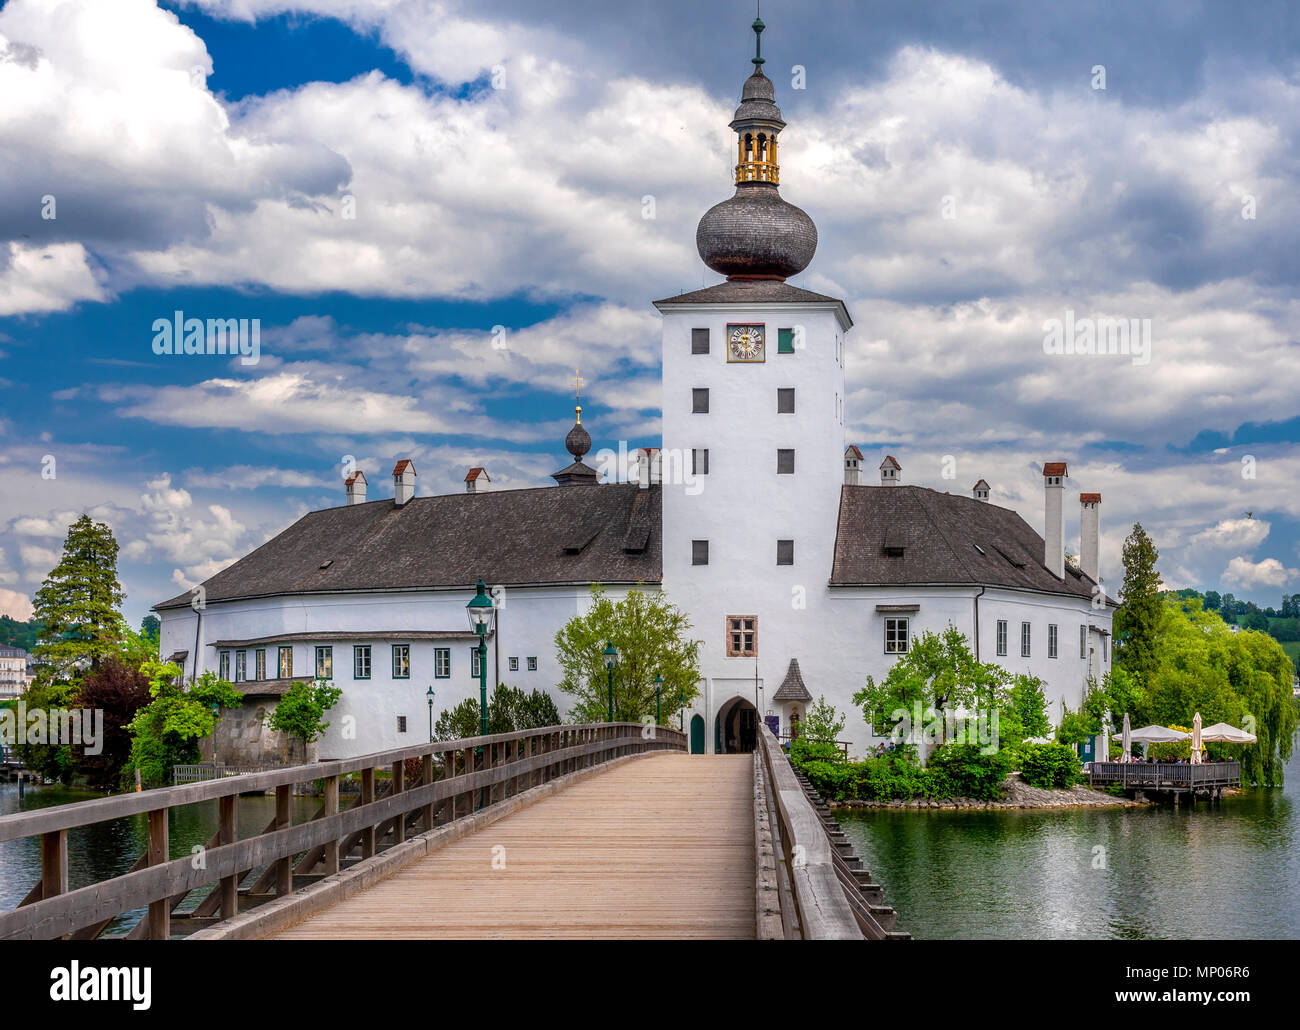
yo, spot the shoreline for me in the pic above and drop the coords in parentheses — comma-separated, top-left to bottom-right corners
(828, 772, 1155, 811)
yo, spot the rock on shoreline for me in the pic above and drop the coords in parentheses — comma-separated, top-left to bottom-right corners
(829, 771, 1153, 810)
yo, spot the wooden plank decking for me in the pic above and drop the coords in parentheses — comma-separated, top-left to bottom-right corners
(271, 753, 756, 939)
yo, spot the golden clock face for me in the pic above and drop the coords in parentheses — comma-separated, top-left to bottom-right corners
(727, 323, 765, 362)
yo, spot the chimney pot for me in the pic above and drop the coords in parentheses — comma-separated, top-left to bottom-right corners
(1080, 492, 1101, 582)
(879, 454, 901, 486)
(392, 459, 417, 506)
(972, 479, 990, 501)
(1042, 461, 1067, 578)
(465, 467, 490, 494)
(844, 445, 863, 486)
(345, 470, 367, 505)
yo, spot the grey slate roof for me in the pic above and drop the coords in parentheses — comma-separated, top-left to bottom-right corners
(156, 483, 662, 611)
(653, 280, 853, 328)
(831, 485, 1102, 600)
(772, 658, 812, 702)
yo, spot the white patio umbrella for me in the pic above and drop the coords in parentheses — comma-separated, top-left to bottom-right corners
(1199, 722, 1257, 744)
(1121, 712, 1132, 763)
(1191, 711, 1202, 763)
(1128, 725, 1192, 743)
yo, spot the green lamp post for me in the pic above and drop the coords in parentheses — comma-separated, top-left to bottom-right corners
(653, 673, 663, 726)
(466, 579, 496, 737)
(426, 686, 436, 742)
(602, 641, 619, 723)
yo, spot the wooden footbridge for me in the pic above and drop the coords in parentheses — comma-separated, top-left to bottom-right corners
(0, 723, 906, 940)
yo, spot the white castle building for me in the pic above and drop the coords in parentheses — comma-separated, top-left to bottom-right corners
(155, 20, 1113, 761)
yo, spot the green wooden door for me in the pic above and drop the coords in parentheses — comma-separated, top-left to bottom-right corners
(690, 714, 705, 754)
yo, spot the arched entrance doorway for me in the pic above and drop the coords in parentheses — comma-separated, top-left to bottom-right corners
(689, 714, 705, 754)
(715, 697, 759, 754)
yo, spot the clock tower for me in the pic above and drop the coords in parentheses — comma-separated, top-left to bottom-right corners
(654, 17, 852, 753)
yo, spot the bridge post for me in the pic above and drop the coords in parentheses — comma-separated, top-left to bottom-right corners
(274, 785, 293, 895)
(40, 829, 68, 902)
(391, 761, 405, 844)
(322, 774, 340, 875)
(422, 754, 435, 831)
(146, 809, 169, 939)
(218, 795, 239, 918)
(360, 768, 376, 857)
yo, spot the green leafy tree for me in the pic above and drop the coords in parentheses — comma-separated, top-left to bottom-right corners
(31, 515, 126, 684)
(266, 678, 342, 759)
(12, 679, 77, 783)
(853, 625, 1008, 753)
(433, 684, 562, 741)
(801, 695, 846, 743)
(1113, 522, 1163, 688)
(123, 662, 243, 788)
(555, 586, 701, 723)
(1006, 673, 1051, 743)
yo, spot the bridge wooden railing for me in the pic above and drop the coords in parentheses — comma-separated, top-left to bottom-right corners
(754, 726, 893, 940)
(0, 722, 684, 940)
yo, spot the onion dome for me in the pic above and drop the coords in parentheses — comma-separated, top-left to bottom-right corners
(553, 401, 600, 486)
(565, 407, 591, 461)
(696, 17, 818, 282)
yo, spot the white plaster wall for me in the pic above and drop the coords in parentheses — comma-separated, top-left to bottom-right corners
(157, 583, 642, 759)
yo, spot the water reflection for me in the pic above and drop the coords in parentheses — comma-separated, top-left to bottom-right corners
(0, 784, 318, 936)
(836, 755, 1298, 940)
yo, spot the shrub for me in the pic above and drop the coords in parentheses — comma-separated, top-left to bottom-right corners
(1019, 742, 1083, 789)
(925, 743, 1013, 800)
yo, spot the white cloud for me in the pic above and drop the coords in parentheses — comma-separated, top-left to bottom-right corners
(1222, 556, 1298, 590)
(0, 587, 33, 620)
(0, 242, 106, 315)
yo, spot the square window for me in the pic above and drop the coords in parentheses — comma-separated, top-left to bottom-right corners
(219, 651, 231, 681)
(509, 656, 519, 671)
(278, 646, 293, 679)
(692, 448, 709, 475)
(726, 616, 757, 657)
(1048, 624, 1059, 659)
(392, 644, 410, 679)
(315, 646, 333, 680)
(255, 649, 266, 681)
(777, 449, 795, 474)
(234, 650, 246, 683)
(434, 647, 450, 678)
(354, 645, 371, 679)
(996, 620, 1008, 657)
(777, 388, 795, 413)
(692, 388, 709, 413)
(884, 617, 909, 654)
(692, 540, 709, 566)
(777, 539, 794, 565)
(778, 327, 795, 354)
(397, 716, 407, 733)
(691, 327, 710, 354)
(1021, 622, 1031, 658)
(527, 657, 538, 671)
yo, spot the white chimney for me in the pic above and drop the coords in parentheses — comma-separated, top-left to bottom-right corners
(465, 467, 490, 494)
(879, 455, 901, 486)
(1043, 461, 1067, 578)
(844, 445, 863, 485)
(392, 459, 417, 506)
(345, 470, 367, 505)
(972, 479, 990, 502)
(1080, 492, 1101, 582)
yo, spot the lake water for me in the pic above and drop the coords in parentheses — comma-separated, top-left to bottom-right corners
(0, 785, 319, 936)
(836, 753, 1300, 939)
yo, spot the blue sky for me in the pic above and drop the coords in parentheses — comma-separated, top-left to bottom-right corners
(1, 0, 1298, 625)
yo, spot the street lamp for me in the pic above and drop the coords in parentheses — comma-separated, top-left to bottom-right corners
(426, 686, 436, 742)
(654, 673, 663, 726)
(466, 579, 496, 738)
(603, 641, 619, 722)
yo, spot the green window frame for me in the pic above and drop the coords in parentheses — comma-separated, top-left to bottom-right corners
(255, 648, 266, 681)
(392, 644, 410, 679)
(315, 645, 333, 680)
(778, 327, 795, 353)
(278, 646, 293, 679)
(354, 645, 371, 679)
(434, 647, 450, 679)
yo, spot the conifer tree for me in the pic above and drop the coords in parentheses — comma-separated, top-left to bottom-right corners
(1113, 523, 1163, 688)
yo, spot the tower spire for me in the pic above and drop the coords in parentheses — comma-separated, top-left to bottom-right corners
(752, 12, 765, 67)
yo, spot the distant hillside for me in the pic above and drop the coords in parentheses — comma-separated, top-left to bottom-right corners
(0, 616, 41, 652)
